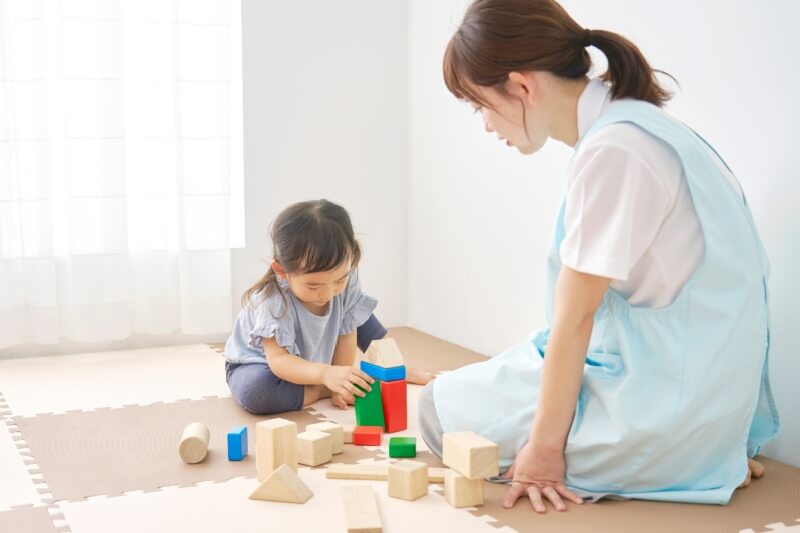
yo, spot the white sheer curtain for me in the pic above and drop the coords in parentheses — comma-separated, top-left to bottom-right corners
(0, 0, 244, 351)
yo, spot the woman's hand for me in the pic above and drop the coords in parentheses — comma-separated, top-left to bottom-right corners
(322, 365, 374, 398)
(502, 440, 583, 513)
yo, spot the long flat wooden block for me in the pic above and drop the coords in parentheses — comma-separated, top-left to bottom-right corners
(249, 463, 313, 504)
(297, 430, 333, 467)
(442, 431, 499, 479)
(360, 360, 406, 381)
(326, 463, 446, 484)
(365, 338, 404, 368)
(256, 418, 298, 481)
(380, 380, 407, 434)
(306, 422, 344, 454)
(388, 460, 428, 501)
(343, 424, 355, 444)
(341, 485, 382, 533)
(444, 469, 484, 508)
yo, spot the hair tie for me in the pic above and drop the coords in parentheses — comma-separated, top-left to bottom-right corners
(582, 28, 593, 47)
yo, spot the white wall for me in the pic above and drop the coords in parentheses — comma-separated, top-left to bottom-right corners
(408, 0, 800, 466)
(237, 0, 408, 327)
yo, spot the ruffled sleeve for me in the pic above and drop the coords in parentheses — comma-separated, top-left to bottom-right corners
(248, 289, 301, 356)
(339, 269, 378, 335)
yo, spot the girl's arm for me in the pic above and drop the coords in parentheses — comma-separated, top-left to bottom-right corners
(530, 265, 610, 453)
(331, 331, 357, 368)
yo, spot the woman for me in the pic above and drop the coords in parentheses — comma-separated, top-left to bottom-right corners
(418, 0, 778, 513)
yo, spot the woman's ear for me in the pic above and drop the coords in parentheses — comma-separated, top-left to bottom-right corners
(506, 71, 536, 104)
(272, 261, 287, 280)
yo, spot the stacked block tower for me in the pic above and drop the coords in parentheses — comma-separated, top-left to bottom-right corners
(355, 338, 407, 434)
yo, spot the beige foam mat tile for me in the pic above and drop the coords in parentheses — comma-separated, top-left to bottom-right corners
(0, 395, 44, 510)
(0, 344, 230, 416)
(56, 468, 510, 533)
(0, 505, 68, 533)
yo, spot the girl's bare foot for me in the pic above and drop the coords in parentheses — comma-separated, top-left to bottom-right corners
(303, 384, 331, 407)
(738, 458, 765, 488)
(407, 366, 435, 386)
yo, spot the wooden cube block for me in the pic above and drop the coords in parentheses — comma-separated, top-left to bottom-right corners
(352, 426, 382, 446)
(380, 379, 407, 434)
(442, 431, 499, 479)
(366, 338, 404, 368)
(388, 460, 428, 501)
(388, 436, 416, 458)
(444, 470, 484, 508)
(297, 430, 333, 467)
(355, 382, 385, 428)
(227, 425, 248, 461)
(256, 418, 297, 481)
(306, 421, 344, 454)
(343, 424, 355, 444)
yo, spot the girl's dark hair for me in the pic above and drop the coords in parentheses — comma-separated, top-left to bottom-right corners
(444, 0, 673, 108)
(242, 199, 362, 308)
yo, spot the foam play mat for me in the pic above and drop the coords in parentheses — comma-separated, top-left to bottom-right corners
(0, 328, 797, 532)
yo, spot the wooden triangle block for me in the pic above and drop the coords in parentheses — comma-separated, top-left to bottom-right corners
(249, 463, 313, 503)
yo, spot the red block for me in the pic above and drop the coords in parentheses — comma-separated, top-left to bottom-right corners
(352, 426, 383, 446)
(380, 379, 407, 433)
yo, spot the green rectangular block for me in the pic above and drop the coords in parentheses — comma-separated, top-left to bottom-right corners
(389, 436, 416, 458)
(354, 382, 384, 428)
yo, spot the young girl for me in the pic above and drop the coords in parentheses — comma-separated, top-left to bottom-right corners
(225, 199, 430, 415)
(418, 0, 778, 513)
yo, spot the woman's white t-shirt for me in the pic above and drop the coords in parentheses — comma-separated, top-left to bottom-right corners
(560, 80, 741, 308)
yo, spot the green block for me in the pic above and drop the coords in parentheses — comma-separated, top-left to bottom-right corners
(354, 382, 384, 428)
(389, 436, 416, 458)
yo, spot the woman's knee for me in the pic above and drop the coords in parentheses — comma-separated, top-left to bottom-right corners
(418, 381, 444, 458)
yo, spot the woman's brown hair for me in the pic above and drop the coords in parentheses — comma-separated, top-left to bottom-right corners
(242, 199, 361, 309)
(444, 0, 673, 108)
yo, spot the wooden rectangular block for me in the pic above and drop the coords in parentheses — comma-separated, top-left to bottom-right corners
(355, 382, 385, 428)
(297, 430, 333, 467)
(352, 426, 382, 446)
(343, 424, 355, 444)
(444, 469, 484, 508)
(380, 379, 407, 434)
(256, 418, 297, 481)
(341, 485, 382, 533)
(326, 463, 447, 484)
(306, 421, 344, 454)
(365, 338, 404, 368)
(360, 360, 406, 381)
(427, 467, 447, 484)
(388, 460, 428, 501)
(388, 436, 416, 458)
(227, 425, 248, 461)
(442, 431, 499, 479)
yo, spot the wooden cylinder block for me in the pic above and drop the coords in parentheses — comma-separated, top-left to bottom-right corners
(179, 422, 210, 464)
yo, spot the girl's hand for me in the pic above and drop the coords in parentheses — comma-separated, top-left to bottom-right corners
(322, 365, 374, 398)
(331, 392, 350, 410)
(501, 440, 583, 513)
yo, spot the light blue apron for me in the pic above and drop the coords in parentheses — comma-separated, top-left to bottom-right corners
(432, 100, 779, 503)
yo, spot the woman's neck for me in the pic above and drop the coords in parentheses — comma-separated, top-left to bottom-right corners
(547, 76, 590, 148)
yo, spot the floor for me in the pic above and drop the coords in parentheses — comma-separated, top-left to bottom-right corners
(0, 327, 798, 533)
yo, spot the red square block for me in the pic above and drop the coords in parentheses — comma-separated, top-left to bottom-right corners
(352, 426, 383, 446)
(380, 379, 407, 433)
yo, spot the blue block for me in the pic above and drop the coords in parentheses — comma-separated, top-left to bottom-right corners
(227, 425, 248, 461)
(360, 360, 406, 381)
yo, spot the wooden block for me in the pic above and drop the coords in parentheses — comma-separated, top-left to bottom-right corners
(297, 430, 333, 467)
(256, 418, 298, 481)
(444, 469, 484, 508)
(326, 463, 388, 481)
(380, 379, 407, 434)
(178, 422, 210, 464)
(365, 338, 404, 368)
(360, 360, 406, 381)
(341, 485, 382, 533)
(249, 463, 312, 504)
(355, 382, 385, 428)
(388, 460, 428, 501)
(326, 463, 446, 484)
(427, 467, 447, 484)
(352, 426, 382, 446)
(442, 431, 499, 479)
(306, 421, 344, 454)
(343, 424, 355, 444)
(227, 425, 248, 461)
(388, 436, 416, 458)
